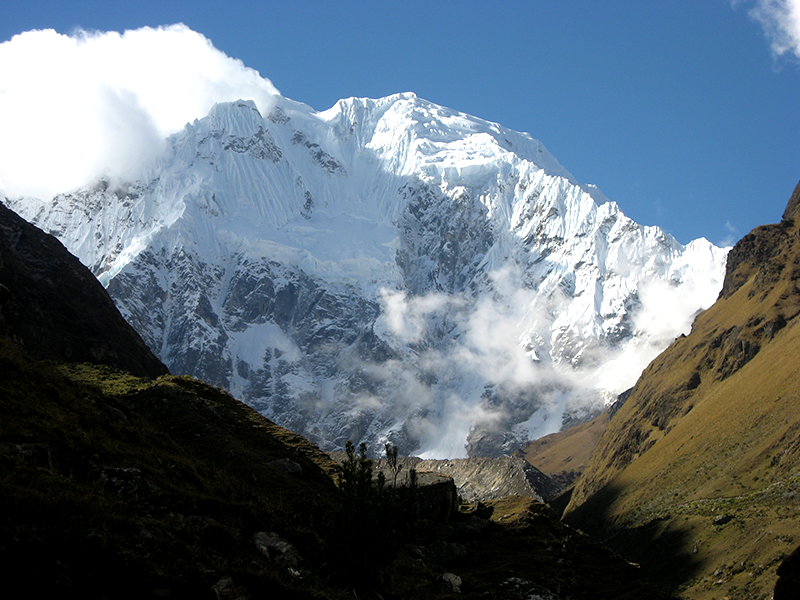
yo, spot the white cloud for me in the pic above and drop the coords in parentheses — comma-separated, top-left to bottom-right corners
(366, 260, 724, 458)
(746, 0, 800, 60)
(0, 24, 280, 199)
(377, 287, 461, 344)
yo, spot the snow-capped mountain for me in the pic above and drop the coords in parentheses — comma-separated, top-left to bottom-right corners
(3, 92, 728, 457)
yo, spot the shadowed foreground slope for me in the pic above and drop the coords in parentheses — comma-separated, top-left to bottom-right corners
(0, 350, 678, 599)
(0, 355, 342, 598)
(564, 181, 800, 599)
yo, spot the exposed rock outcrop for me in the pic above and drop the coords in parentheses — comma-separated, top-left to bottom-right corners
(415, 472, 459, 522)
(416, 456, 560, 503)
(369, 454, 560, 503)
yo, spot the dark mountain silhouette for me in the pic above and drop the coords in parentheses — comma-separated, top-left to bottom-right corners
(0, 202, 167, 378)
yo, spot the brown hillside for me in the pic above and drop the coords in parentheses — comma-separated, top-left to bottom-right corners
(516, 411, 609, 492)
(563, 181, 800, 599)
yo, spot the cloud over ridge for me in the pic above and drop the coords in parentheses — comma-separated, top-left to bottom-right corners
(0, 24, 280, 199)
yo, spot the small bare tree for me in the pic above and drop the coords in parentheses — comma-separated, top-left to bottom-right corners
(385, 442, 402, 488)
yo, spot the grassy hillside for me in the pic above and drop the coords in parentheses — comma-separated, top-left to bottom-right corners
(516, 411, 609, 492)
(563, 182, 800, 599)
(0, 340, 342, 598)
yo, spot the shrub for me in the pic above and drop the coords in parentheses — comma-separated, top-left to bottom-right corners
(333, 441, 419, 576)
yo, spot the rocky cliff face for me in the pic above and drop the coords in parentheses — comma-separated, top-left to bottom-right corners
(368, 454, 561, 503)
(3, 94, 727, 457)
(416, 456, 561, 503)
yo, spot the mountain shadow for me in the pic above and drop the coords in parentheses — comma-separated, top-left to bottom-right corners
(564, 480, 703, 595)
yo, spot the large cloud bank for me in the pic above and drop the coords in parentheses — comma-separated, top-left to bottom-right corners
(0, 24, 280, 200)
(365, 265, 722, 458)
(746, 0, 800, 60)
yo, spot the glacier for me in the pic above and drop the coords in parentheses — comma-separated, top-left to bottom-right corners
(3, 92, 728, 458)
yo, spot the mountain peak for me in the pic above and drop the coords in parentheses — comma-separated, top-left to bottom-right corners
(5, 93, 728, 458)
(203, 98, 266, 137)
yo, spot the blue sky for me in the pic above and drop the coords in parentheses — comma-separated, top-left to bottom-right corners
(2, 0, 798, 246)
